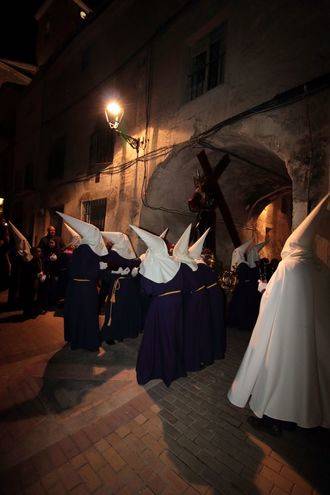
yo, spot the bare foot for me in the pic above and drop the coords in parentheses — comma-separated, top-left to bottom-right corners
(97, 346, 106, 357)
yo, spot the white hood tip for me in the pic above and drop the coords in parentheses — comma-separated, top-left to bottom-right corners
(159, 228, 169, 239)
(63, 222, 81, 248)
(281, 193, 329, 259)
(130, 224, 180, 283)
(102, 231, 136, 259)
(173, 224, 197, 271)
(231, 239, 252, 269)
(188, 227, 211, 261)
(8, 221, 33, 261)
(57, 211, 107, 257)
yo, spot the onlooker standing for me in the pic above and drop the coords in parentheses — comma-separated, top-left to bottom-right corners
(38, 225, 64, 257)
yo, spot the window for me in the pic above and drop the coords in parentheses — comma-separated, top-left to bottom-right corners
(48, 136, 66, 180)
(187, 24, 226, 101)
(24, 162, 34, 189)
(89, 121, 115, 169)
(82, 198, 107, 231)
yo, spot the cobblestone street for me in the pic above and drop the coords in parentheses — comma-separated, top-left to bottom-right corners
(0, 296, 329, 495)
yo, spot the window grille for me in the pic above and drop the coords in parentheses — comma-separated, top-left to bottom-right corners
(82, 198, 107, 231)
(89, 122, 115, 170)
(188, 24, 226, 101)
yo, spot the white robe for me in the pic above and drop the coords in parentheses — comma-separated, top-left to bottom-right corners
(228, 253, 330, 428)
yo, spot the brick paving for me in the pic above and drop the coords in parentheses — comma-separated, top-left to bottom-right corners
(0, 295, 329, 495)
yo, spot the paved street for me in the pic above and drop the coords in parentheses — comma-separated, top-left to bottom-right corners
(0, 294, 329, 495)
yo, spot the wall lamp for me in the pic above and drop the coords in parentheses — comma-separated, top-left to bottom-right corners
(105, 101, 140, 152)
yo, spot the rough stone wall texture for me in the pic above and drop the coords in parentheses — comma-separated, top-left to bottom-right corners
(8, 0, 330, 263)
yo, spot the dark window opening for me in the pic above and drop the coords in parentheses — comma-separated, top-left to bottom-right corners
(188, 24, 226, 101)
(48, 136, 66, 180)
(89, 121, 115, 170)
(82, 198, 107, 231)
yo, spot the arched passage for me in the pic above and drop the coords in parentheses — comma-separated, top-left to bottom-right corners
(140, 132, 292, 266)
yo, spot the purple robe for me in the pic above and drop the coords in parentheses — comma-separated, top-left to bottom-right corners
(182, 263, 214, 371)
(101, 254, 141, 343)
(136, 268, 186, 387)
(197, 262, 226, 359)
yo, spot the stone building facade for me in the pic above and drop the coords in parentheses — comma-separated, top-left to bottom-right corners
(5, 0, 330, 265)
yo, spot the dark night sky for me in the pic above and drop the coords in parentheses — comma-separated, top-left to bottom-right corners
(0, 1, 110, 65)
(0, 1, 43, 64)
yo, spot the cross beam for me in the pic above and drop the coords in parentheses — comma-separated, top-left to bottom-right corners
(197, 150, 241, 248)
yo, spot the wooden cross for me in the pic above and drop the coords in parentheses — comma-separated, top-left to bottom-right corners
(197, 150, 241, 248)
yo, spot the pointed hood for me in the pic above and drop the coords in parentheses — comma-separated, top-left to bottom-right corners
(56, 212, 107, 257)
(8, 221, 32, 261)
(130, 225, 180, 283)
(173, 224, 197, 271)
(281, 193, 329, 259)
(247, 240, 268, 268)
(102, 232, 136, 259)
(63, 222, 81, 248)
(159, 228, 169, 239)
(231, 240, 252, 269)
(188, 228, 210, 261)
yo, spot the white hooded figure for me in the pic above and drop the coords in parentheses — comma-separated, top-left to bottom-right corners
(173, 226, 214, 371)
(56, 212, 110, 353)
(130, 225, 180, 284)
(228, 194, 330, 428)
(8, 221, 33, 261)
(188, 228, 210, 263)
(102, 231, 137, 276)
(231, 240, 252, 270)
(100, 231, 142, 343)
(63, 222, 81, 249)
(172, 224, 198, 270)
(57, 212, 108, 269)
(247, 240, 268, 268)
(129, 225, 185, 387)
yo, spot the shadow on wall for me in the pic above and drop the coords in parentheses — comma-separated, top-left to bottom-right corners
(140, 132, 291, 266)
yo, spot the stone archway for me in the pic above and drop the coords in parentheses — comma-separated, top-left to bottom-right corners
(140, 132, 292, 267)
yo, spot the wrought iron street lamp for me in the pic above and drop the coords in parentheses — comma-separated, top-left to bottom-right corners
(105, 101, 140, 152)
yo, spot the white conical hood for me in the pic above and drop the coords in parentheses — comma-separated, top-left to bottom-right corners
(102, 231, 136, 259)
(57, 212, 107, 257)
(188, 228, 210, 261)
(63, 222, 81, 248)
(130, 225, 180, 283)
(247, 240, 268, 268)
(159, 228, 169, 239)
(231, 240, 252, 269)
(281, 193, 329, 259)
(8, 221, 32, 261)
(173, 224, 197, 271)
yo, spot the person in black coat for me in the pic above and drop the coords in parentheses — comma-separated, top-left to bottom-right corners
(21, 247, 47, 318)
(38, 226, 64, 257)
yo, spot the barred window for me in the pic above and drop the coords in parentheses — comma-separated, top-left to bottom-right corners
(48, 136, 66, 180)
(89, 120, 115, 170)
(82, 198, 107, 231)
(187, 24, 226, 101)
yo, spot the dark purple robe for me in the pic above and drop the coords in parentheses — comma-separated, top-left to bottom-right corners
(64, 246, 130, 351)
(182, 263, 214, 371)
(100, 254, 141, 343)
(136, 268, 186, 387)
(228, 263, 261, 331)
(197, 262, 226, 359)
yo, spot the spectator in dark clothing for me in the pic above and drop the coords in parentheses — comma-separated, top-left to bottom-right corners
(38, 225, 64, 257)
(43, 238, 60, 309)
(21, 247, 47, 318)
